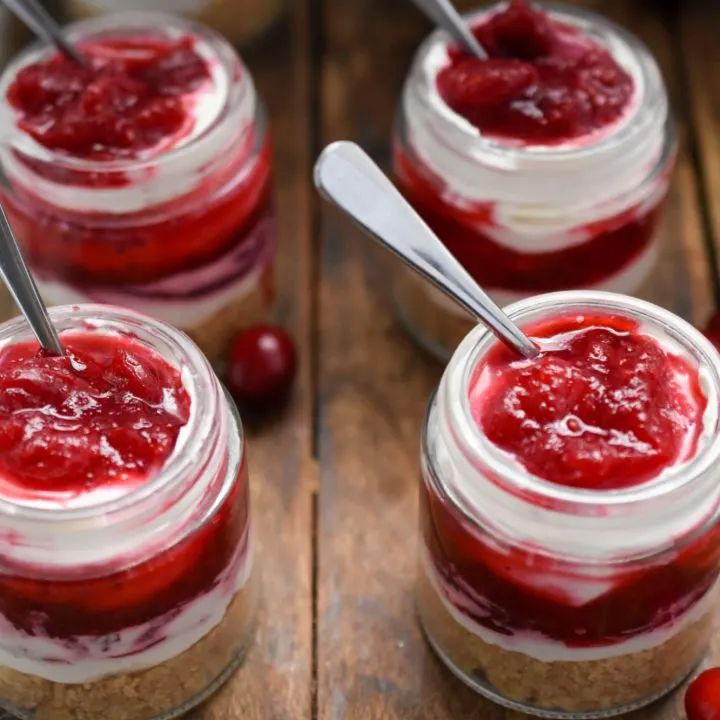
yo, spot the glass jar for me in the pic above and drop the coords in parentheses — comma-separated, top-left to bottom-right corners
(61, 0, 284, 46)
(393, 3, 676, 362)
(0, 305, 257, 720)
(0, 12, 276, 362)
(419, 290, 720, 718)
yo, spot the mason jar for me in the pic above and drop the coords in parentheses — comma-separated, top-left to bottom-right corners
(0, 12, 276, 362)
(419, 290, 720, 717)
(0, 305, 257, 720)
(393, 3, 676, 361)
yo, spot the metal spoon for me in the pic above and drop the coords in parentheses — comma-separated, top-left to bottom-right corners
(0, 204, 64, 356)
(314, 141, 537, 359)
(2, 0, 90, 68)
(411, 0, 487, 59)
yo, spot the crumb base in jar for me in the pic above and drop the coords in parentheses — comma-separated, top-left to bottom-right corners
(63, 0, 284, 45)
(0, 571, 259, 720)
(417, 557, 714, 718)
(393, 239, 658, 362)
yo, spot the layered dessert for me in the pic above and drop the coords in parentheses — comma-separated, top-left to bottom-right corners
(0, 314, 255, 720)
(420, 300, 720, 716)
(0, 14, 276, 361)
(394, 0, 674, 359)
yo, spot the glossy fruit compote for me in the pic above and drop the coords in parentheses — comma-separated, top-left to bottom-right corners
(393, 1, 675, 360)
(436, 2, 634, 144)
(6, 36, 211, 160)
(0, 13, 276, 361)
(419, 293, 720, 716)
(0, 307, 253, 720)
(0, 332, 191, 508)
(471, 314, 706, 491)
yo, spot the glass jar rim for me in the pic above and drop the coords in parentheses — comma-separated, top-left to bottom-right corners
(429, 291, 720, 563)
(0, 11, 253, 174)
(0, 303, 236, 524)
(408, 1, 666, 165)
(444, 291, 720, 512)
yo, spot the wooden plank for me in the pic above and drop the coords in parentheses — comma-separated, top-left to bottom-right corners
(193, 3, 316, 717)
(316, 2, 714, 720)
(570, 0, 713, 325)
(681, 0, 720, 322)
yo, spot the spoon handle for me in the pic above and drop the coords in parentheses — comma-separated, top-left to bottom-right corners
(411, 0, 487, 59)
(2, 0, 88, 67)
(0, 205, 64, 356)
(314, 141, 537, 358)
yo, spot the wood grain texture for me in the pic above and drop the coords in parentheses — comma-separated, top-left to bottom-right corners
(681, 0, 720, 319)
(192, 3, 316, 718)
(316, 2, 714, 720)
(555, 0, 713, 325)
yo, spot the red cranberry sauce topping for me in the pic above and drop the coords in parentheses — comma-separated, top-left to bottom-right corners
(394, 145, 663, 293)
(470, 313, 707, 490)
(436, 1, 634, 143)
(0, 332, 249, 640)
(0, 332, 190, 501)
(6, 35, 212, 159)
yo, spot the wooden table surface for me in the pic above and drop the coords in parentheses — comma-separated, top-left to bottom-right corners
(1, 1, 719, 718)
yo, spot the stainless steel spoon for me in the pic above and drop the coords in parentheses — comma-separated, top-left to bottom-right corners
(314, 141, 538, 359)
(0, 204, 64, 356)
(411, 0, 487, 59)
(2, 0, 89, 68)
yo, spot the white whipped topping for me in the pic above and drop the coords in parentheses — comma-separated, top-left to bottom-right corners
(0, 528, 253, 683)
(0, 23, 255, 214)
(401, 6, 670, 250)
(421, 546, 716, 662)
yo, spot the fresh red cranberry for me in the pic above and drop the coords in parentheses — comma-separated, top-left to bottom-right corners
(686, 668, 720, 720)
(703, 311, 720, 351)
(0, 333, 190, 493)
(225, 325, 297, 414)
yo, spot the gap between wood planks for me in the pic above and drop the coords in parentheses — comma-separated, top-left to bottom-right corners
(668, 2, 720, 307)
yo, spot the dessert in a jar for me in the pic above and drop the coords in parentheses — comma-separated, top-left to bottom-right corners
(419, 290, 720, 717)
(61, 0, 284, 46)
(0, 12, 276, 362)
(394, 1, 676, 361)
(0, 304, 256, 720)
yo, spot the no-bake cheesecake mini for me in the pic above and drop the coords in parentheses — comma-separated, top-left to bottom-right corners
(419, 290, 720, 717)
(0, 305, 256, 720)
(0, 12, 276, 361)
(393, 1, 676, 360)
